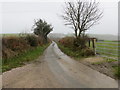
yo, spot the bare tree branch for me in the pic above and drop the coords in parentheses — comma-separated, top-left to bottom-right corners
(61, 0, 103, 38)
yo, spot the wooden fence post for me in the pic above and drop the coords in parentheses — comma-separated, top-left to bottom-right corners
(93, 38, 96, 55)
(88, 39, 90, 47)
(92, 38, 96, 55)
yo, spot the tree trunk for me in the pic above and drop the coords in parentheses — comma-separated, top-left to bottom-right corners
(75, 29, 78, 38)
(78, 30, 82, 37)
(82, 30, 85, 38)
(39, 35, 45, 44)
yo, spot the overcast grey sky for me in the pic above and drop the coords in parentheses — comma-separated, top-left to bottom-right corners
(1, 1, 118, 35)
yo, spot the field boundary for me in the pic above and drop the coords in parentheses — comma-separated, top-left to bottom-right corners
(95, 40, 119, 60)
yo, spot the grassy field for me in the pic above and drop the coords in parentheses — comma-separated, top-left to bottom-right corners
(95, 40, 119, 60)
(1, 33, 20, 37)
(1, 33, 33, 37)
(2, 43, 50, 72)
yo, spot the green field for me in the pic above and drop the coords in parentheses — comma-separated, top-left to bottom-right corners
(1, 33, 19, 37)
(1, 33, 33, 37)
(95, 40, 119, 60)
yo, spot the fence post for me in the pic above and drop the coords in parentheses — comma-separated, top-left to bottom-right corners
(92, 38, 96, 55)
(94, 38, 96, 55)
(88, 39, 90, 47)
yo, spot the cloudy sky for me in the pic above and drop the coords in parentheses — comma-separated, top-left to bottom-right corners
(0, 0, 119, 35)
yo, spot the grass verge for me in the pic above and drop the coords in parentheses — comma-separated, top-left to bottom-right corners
(2, 43, 50, 72)
(92, 58, 116, 65)
(112, 65, 120, 79)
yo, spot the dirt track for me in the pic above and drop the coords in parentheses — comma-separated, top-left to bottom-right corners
(2, 42, 118, 88)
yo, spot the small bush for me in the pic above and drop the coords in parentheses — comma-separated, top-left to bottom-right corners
(25, 35, 39, 47)
(80, 48, 95, 56)
(59, 37, 75, 48)
(73, 37, 89, 49)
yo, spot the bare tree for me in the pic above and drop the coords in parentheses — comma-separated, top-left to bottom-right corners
(62, 0, 103, 38)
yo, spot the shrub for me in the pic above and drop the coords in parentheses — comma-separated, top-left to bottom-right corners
(73, 36, 89, 49)
(59, 37, 75, 48)
(80, 48, 95, 56)
(25, 35, 39, 47)
(2, 36, 29, 52)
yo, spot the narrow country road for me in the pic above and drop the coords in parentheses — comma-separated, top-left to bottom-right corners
(2, 42, 118, 88)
